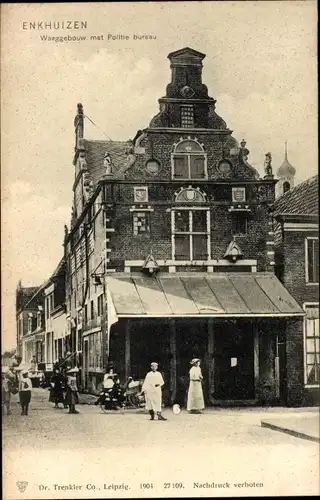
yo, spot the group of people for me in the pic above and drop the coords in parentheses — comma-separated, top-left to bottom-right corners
(2, 363, 81, 416)
(2, 357, 205, 419)
(2, 367, 32, 416)
(141, 358, 205, 420)
(49, 366, 80, 414)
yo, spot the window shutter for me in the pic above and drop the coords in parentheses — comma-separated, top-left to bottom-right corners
(173, 155, 188, 178)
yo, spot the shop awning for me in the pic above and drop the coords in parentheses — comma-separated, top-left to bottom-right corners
(106, 273, 304, 319)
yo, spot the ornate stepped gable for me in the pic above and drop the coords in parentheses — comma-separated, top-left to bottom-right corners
(72, 49, 263, 190)
(123, 47, 260, 181)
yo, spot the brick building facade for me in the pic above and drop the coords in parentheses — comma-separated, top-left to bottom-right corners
(64, 47, 304, 406)
(273, 175, 319, 406)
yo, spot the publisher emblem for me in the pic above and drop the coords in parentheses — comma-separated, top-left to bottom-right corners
(16, 481, 28, 493)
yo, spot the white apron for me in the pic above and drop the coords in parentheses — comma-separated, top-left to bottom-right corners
(142, 371, 164, 412)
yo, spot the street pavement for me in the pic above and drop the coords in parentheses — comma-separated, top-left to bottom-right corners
(2, 389, 319, 499)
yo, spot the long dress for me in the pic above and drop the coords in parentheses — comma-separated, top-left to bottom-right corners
(142, 371, 164, 412)
(49, 373, 65, 403)
(187, 366, 205, 411)
(65, 375, 79, 405)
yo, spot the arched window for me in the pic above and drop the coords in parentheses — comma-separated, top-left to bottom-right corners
(283, 181, 291, 194)
(172, 139, 207, 180)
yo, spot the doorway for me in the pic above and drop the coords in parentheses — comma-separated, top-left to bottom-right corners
(214, 322, 255, 400)
(175, 320, 208, 406)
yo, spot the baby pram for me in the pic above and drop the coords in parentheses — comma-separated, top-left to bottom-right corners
(125, 378, 145, 408)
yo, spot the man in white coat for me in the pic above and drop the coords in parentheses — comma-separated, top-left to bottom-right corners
(142, 362, 167, 421)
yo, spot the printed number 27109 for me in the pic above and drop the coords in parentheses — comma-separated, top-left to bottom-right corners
(164, 483, 184, 489)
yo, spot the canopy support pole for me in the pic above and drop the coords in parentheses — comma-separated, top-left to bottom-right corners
(169, 319, 176, 405)
(125, 321, 131, 381)
(254, 328, 260, 400)
(208, 319, 215, 404)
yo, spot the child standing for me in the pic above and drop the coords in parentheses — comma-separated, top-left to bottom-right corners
(19, 371, 32, 416)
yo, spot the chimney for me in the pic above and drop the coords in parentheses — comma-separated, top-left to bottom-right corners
(74, 103, 84, 151)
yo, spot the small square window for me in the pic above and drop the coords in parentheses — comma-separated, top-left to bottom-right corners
(133, 212, 150, 236)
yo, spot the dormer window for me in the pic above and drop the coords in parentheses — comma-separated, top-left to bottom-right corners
(180, 105, 194, 128)
(172, 139, 207, 180)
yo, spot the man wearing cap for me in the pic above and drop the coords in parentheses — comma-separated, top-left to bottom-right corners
(142, 362, 167, 421)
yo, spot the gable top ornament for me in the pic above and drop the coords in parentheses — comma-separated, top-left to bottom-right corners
(141, 253, 160, 275)
(264, 152, 274, 178)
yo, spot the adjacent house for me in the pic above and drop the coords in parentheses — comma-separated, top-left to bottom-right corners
(16, 283, 40, 359)
(273, 174, 319, 406)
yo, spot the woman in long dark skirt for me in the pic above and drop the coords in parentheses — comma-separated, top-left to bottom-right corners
(65, 367, 80, 414)
(19, 371, 32, 416)
(49, 368, 67, 409)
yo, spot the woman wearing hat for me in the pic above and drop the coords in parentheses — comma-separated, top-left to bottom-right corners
(142, 362, 167, 421)
(65, 367, 80, 414)
(49, 368, 67, 409)
(187, 359, 205, 414)
(19, 370, 32, 416)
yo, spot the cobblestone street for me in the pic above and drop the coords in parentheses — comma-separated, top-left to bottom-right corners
(3, 389, 319, 499)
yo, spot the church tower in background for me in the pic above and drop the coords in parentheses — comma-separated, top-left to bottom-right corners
(276, 141, 296, 198)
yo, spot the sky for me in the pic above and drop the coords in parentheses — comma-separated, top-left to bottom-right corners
(1, 1, 317, 350)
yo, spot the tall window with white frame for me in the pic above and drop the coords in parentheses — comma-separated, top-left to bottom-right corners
(306, 237, 319, 284)
(304, 305, 319, 386)
(172, 209, 210, 261)
(172, 139, 207, 180)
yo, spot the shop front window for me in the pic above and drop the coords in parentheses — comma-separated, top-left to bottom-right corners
(306, 238, 319, 284)
(304, 304, 320, 386)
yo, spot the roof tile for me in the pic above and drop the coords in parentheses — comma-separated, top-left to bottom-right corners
(273, 175, 318, 215)
(83, 139, 131, 185)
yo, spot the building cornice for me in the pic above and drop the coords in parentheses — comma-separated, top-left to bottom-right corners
(274, 213, 318, 224)
(158, 98, 216, 104)
(144, 127, 233, 135)
(99, 179, 275, 186)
